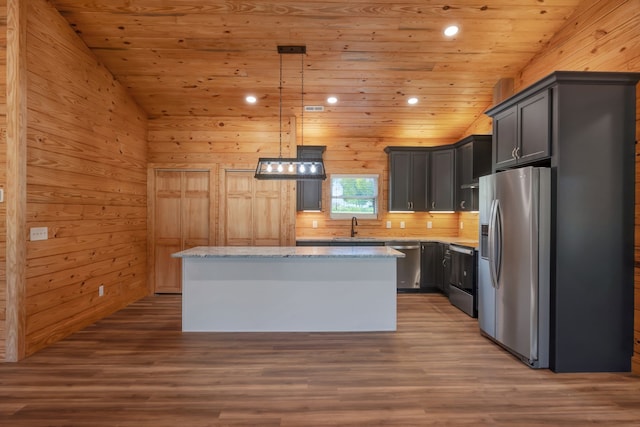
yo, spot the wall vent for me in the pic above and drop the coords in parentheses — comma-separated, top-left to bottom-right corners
(304, 105, 325, 112)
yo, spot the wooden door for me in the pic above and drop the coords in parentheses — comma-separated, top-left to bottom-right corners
(222, 170, 285, 246)
(153, 170, 210, 293)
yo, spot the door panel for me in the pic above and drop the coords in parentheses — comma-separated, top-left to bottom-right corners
(222, 170, 286, 246)
(183, 171, 210, 248)
(254, 180, 281, 245)
(224, 171, 254, 246)
(153, 170, 211, 293)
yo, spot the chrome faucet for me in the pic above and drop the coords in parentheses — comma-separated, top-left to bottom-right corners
(351, 216, 358, 237)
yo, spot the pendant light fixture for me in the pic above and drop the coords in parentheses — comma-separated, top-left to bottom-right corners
(254, 45, 326, 180)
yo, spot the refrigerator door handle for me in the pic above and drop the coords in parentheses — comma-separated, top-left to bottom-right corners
(488, 199, 502, 289)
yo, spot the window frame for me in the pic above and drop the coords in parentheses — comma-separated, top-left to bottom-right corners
(329, 173, 380, 220)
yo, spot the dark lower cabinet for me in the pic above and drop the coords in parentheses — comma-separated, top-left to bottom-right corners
(421, 241, 451, 295)
(296, 240, 384, 247)
(439, 243, 451, 296)
(420, 242, 439, 292)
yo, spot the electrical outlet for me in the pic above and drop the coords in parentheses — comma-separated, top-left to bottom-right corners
(98, 285, 104, 297)
(400, 221, 405, 229)
(386, 221, 392, 229)
(312, 220, 318, 229)
(30, 227, 48, 241)
(460, 221, 464, 230)
(0, 188, 4, 203)
(427, 221, 432, 229)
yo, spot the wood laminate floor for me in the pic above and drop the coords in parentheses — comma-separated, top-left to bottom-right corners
(1, 293, 640, 426)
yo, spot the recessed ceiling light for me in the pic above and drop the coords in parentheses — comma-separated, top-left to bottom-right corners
(327, 96, 338, 104)
(407, 97, 419, 105)
(246, 95, 257, 103)
(444, 25, 459, 37)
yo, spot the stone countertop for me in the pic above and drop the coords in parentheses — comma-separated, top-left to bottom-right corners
(295, 236, 479, 249)
(172, 246, 406, 258)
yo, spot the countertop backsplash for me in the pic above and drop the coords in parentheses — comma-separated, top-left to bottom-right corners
(296, 211, 479, 245)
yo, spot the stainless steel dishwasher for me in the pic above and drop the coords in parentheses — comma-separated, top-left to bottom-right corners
(385, 241, 421, 290)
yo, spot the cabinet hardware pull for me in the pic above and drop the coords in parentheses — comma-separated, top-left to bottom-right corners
(515, 147, 520, 159)
(460, 200, 466, 209)
(511, 147, 516, 159)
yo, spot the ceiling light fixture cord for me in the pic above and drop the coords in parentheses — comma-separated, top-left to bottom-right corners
(279, 52, 283, 158)
(301, 52, 304, 148)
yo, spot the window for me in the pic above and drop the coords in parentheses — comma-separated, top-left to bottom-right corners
(330, 174, 379, 219)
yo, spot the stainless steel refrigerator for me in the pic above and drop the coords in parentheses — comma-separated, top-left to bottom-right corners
(478, 167, 550, 368)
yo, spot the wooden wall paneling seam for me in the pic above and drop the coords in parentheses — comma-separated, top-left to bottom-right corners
(5, 0, 28, 362)
(0, 0, 8, 361)
(146, 167, 155, 296)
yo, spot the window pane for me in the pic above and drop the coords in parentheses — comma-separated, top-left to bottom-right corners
(330, 175, 378, 218)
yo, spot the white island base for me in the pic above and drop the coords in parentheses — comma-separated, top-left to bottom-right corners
(173, 246, 402, 332)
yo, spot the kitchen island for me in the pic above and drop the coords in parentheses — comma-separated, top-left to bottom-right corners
(172, 246, 404, 332)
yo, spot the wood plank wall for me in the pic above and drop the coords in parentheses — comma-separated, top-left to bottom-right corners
(463, 0, 640, 374)
(4, 0, 149, 358)
(147, 115, 463, 241)
(295, 130, 462, 240)
(0, 0, 7, 360)
(147, 115, 298, 248)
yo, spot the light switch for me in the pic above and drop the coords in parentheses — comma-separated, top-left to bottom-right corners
(30, 227, 48, 241)
(0, 188, 4, 203)
(400, 221, 405, 229)
(312, 220, 318, 229)
(386, 221, 392, 229)
(427, 221, 433, 229)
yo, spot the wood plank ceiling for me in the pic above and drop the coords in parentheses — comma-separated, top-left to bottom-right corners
(48, 0, 584, 142)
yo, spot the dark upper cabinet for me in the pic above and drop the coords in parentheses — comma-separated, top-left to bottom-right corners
(296, 146, 325, 211)
(486, 71, 640, 372)
(386, 137, 490, 213)
(455, 135, 492, 211)
(386, 149, 429, 211)
(429, 149, 455, 211)
(492, 89, 551, 169)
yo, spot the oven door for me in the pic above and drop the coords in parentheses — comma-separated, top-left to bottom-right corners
(449, 244, 475, 293)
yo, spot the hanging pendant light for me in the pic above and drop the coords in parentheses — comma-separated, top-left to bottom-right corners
(255, 45, 326, 180)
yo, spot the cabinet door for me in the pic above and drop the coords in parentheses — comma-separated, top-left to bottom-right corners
(518, 90, 550, 164)
(297, 146, 324, 211)
(436, 243, 451, 295)
(493, 106, 518, 169)
(456, 144, 473, 211)
(388, 151, 412, 211)
(410, 152, 429, 211)
(430, 149, 455, 211)
(420, 242, 439, 290)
